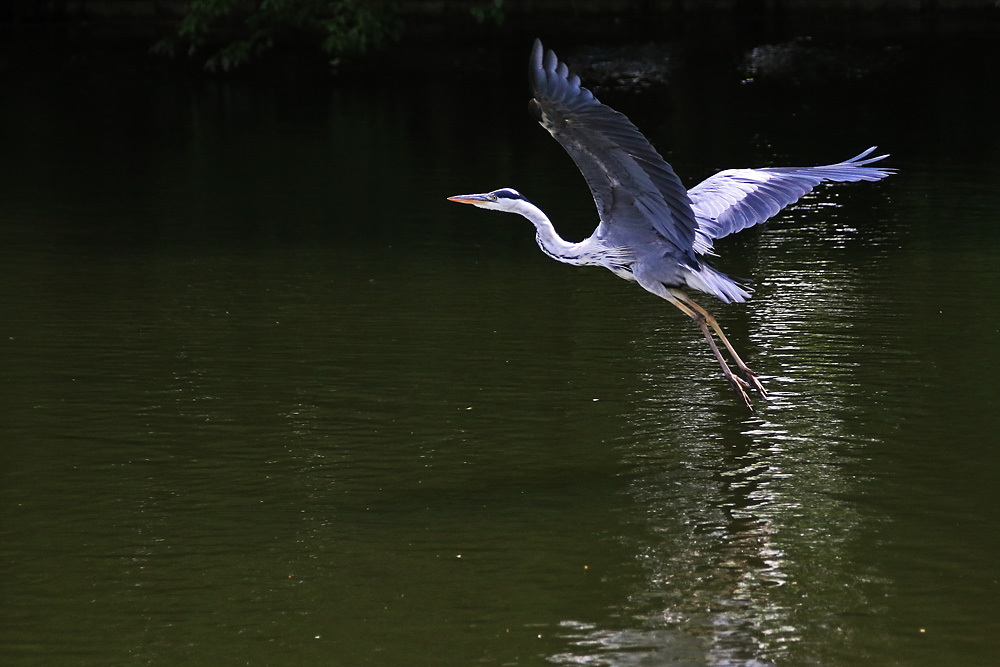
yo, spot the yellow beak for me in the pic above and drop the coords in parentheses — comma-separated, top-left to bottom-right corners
(446, 194, 491, 205)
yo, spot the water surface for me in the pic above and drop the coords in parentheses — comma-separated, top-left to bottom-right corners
(2, 28, 999, 666)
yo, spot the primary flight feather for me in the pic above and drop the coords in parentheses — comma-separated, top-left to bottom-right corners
(448, 39, 894, 409)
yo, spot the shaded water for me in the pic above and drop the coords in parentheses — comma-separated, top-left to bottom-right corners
(3, 26, 1000, 666)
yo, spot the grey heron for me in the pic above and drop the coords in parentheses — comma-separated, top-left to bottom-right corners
(448, 39, 893, 410)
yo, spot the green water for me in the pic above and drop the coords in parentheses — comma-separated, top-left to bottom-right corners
(2, 29, 1000, 666)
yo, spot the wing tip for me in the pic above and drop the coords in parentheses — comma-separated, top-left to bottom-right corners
(845, 146, 892, 166)
(844, 146, 896, 180)
(531, 38, 543, 65)
(528, 39, 598, 107)
(529, 38, 545, 95)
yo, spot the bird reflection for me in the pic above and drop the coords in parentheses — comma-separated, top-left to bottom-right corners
(550, 291, 886, 664)
(449, 40, 892, 410)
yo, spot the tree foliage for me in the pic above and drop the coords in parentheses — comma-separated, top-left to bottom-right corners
(155, 0, 400, 72)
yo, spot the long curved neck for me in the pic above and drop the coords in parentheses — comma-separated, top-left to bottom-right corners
(514, 201, 586, 265)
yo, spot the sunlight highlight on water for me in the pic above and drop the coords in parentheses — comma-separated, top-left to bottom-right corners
(3, 29, 1000, 667)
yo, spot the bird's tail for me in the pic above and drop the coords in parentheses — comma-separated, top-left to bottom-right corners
(684, 264, 751, 304)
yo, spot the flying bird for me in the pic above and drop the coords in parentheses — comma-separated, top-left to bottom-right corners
(448, 39, 893, 410)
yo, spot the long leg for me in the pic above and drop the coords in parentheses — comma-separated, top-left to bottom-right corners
(670, 290, 767, 398)
(635, 274, 762, 409)
(664, 297, 755, 410)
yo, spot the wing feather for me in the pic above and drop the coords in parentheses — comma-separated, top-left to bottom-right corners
(529, 39, 697, 262)
(689, 147, 895, 254)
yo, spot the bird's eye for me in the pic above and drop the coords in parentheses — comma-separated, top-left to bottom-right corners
(489, 194, 498, 201)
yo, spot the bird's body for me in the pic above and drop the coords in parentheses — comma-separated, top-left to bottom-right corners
(449, 40, 894, 409)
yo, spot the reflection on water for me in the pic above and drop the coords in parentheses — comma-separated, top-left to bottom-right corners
(3, 29, 1000, 667)
(551, 295, 885, 666)
(547, 159, 971, 665)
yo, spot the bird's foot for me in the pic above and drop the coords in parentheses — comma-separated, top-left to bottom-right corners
(738, 366, 767, 398)
(726, 374, 755, 412)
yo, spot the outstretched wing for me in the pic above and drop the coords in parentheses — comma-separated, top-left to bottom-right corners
(688, 147, 894, 254)
(528, 39, 697, 262)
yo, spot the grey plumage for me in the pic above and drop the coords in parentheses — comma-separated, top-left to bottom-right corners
(529, 41, 699, 264)
(448, 39, 894, 409)
(688, 146, 892, 254)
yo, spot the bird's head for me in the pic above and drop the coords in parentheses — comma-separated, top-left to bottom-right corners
(447, 188, 532, 213)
